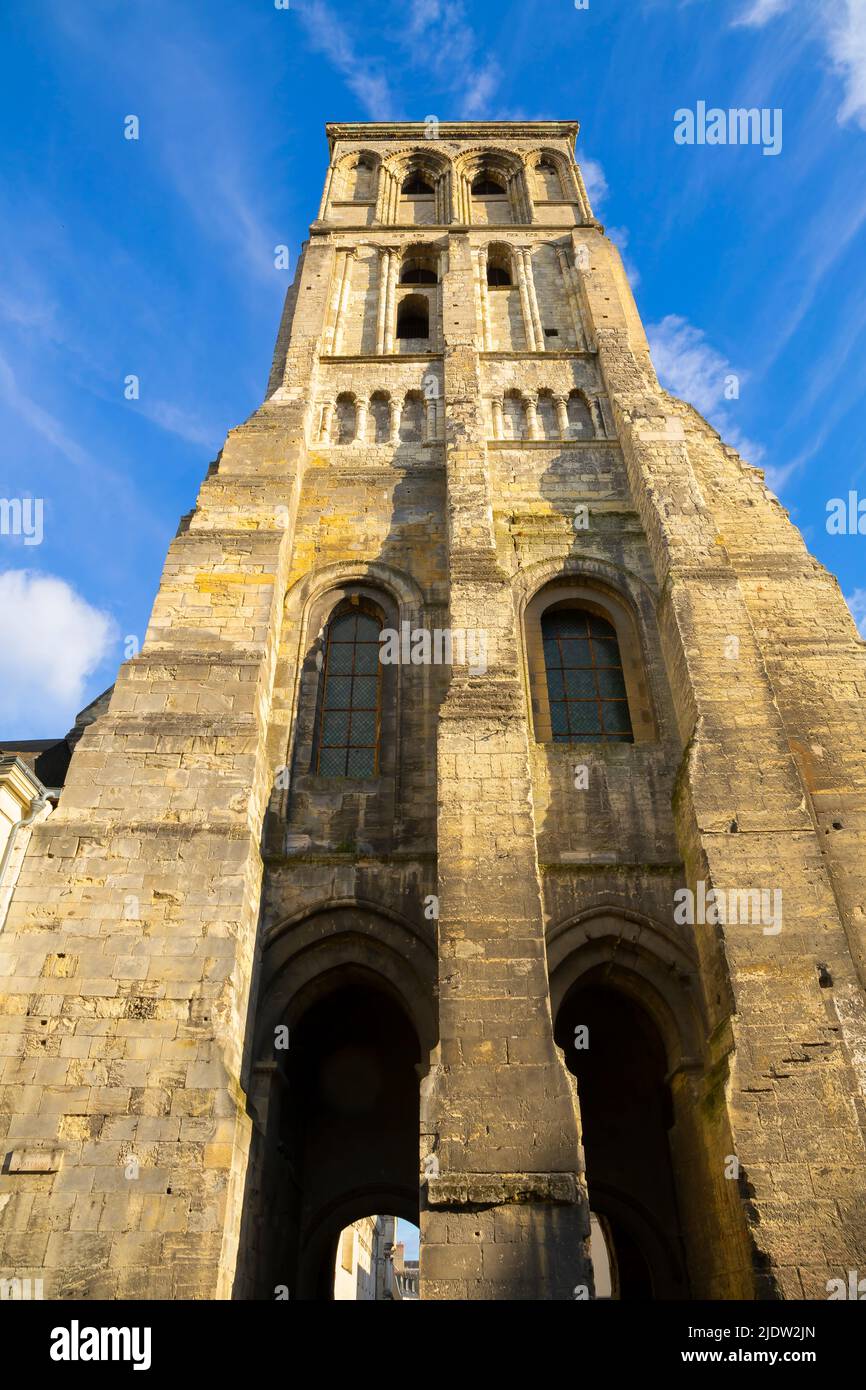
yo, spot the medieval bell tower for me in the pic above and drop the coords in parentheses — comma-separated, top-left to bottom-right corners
(1, 121, 865, 1302)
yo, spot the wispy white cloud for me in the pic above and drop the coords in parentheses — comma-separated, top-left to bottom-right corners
(464, 62, 501, 119)
(134, 400, 223, 451)
(648, 314, 737, 416)
(827, 0, 866, 129)
(0, 570, 117, 731)
(732, 0, 866, 131)
(295, 0, 396, 118)
(761, 458, 801, 495)
(580, 157, 609, 212)
(581, 161, 641, 281)
(845, 587, 866, 636)
(647, 314, 782, 478)
(724, 426, 766, 468)
(732, 0, 792, 28)
(294, 0, 501, 122)
(762, 183, 866, 370)
(398, 0, 501, 117)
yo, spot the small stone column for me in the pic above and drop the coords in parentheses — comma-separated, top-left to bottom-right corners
(525, 393, 541, 441)
(319, 399, 335, 444)
(332, 248, 355, 356)
(477, 245, 492, 352)
(355, 395, 369, 444)
(383, 251, 400, 355)
(555, 245, 588, 351)
(389, 396, 402, 443)
(521, 247, 545, 351)
(375, 249, 391, 355)
(515, 247, 542, 352)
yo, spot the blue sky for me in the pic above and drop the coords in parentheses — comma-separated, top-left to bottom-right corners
(397, 1218, 420, 1261)
(0, 0, 864, 737)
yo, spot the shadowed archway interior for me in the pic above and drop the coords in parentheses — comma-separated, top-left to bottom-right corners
(555, 980, 690, 1299)
(238, 969, 421, 1300)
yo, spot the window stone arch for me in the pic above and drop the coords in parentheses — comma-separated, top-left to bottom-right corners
(334, 392, 357, 444)
(485, 242, 514, 285)
(369, 391, 392, 443)
(398, 390, 425, 442)
(287, 585, 401, 790)
(567, 389, 596, 439)
(396, 293, 430, 344)
(325, 151, 381, 211)
(399, 244, 440, 284)
(524, 580, 657, 744)
(313, 599, 384, 778)
(535, 389, 559, 440)
(502, 389, 527, 440)
(453, 149, 532, 225)
(378, 150, 452, 225)
(526, 149, 575, 204)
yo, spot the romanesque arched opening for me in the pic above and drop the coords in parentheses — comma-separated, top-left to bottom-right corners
(237, 965, 422, 1300)
(396, 294, 429, 340)
(555, 977, 690, 1298)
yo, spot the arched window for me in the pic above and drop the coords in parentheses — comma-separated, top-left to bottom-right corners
(334, 393, 357, 445)
(315, 605, 382, 777)
(536, 390, 558, 440)
(399, 391, 424, 442)
(402, 172, 433, 195)
(567, 390, 594, 439)
(369, 391, 391, 443)
(486, 244, 512, 286)
(542, 609, 633, 742)
(401, 260, 438, 285)
(353, 158, 374, 200)
(396, 294, 429, 339)
(535, 158, 564, 200)
(502, 390, 526, 440)
(473, 174, 505, 196)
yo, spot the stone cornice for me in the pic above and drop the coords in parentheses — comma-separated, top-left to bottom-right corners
(326, 120, 580, 151)
(0, 754, 46, 805)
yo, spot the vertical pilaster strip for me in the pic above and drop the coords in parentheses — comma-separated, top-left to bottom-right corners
(318, 159, 336, 220)
(556, 245, 587, 350)
(383, 249, 399, 355)
(332, 249, 354, 357)
(522, 248, 545, 350)
(515, 248, 538, 352)
(420, 229, 592, 1300)
(477, 245, 493, 352)
(375, 248, 390, 355)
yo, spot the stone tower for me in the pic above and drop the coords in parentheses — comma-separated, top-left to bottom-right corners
(1, 121, 865, 1303)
